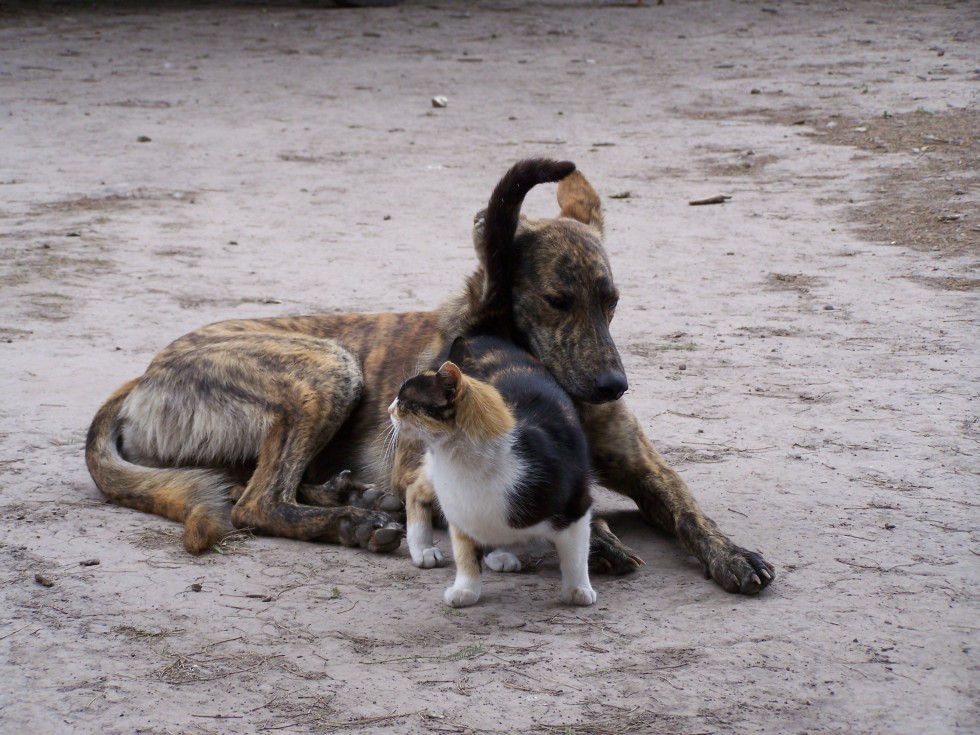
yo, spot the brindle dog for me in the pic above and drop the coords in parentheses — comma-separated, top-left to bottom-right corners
(86, 159, 774, 593)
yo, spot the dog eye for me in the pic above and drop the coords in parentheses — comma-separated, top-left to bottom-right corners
(544, 294, 572, 311)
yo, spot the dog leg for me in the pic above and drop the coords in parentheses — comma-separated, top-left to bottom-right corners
(582, 401, 775, 594)
(232, 415, 404, 552)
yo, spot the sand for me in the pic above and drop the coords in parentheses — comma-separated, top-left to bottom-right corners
(0, 1, 977, 733)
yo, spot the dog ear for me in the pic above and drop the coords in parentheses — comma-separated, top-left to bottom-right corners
(557, 170, 604, 233)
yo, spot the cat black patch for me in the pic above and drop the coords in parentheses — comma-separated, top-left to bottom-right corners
(448, 335, 593, 530)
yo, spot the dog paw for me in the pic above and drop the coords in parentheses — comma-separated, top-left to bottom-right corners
(444, 584, 480, 608)
(703, 545, 775, 595)
(339, 509, 404, 553)
(300, 471, 406, 522)
(588, 518, 644, 575)
(484, 549, 522, 573)
(561, 585, 597, 607)
(412, 545, 444, 569)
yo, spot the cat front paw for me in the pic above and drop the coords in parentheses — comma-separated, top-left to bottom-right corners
(484, 549, 522, 573)
(561, 585, 597, 607)
(411, 545, 445, 569)
(444, 584, 480, 608)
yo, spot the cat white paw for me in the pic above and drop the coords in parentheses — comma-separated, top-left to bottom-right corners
(561, 585, 597, 607)
(411, 545, 444, 569)
(484, 549, 522, 573)
(444, 584, 481, 608)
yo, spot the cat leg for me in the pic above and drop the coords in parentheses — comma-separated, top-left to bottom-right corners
(484, 548, 522, 573)
(404, 468, 444, 568)
(444, 525, 482, 607)
(553, 514, 597, 606)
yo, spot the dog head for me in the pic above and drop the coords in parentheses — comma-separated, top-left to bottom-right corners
(469, 161, 628, 404)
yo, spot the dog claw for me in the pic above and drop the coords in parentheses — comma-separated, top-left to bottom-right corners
(704, 545, 776, 595)
(368, 523, 405, 553)
(589, 518, 643, 575)
(338, 510, 404, 553)
(300, 473, 406, 523)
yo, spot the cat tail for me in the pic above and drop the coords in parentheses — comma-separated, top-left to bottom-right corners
(477, 158, 576, 327)
(85, 379, 237, 554)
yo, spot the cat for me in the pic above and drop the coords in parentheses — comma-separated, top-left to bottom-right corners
(388, 335, 596, 607)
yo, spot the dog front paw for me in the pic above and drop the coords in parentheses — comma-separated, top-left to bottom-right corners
(561, 585, 597, 606)
(484, 549, 522, 573)
(703, 545, 775, 595)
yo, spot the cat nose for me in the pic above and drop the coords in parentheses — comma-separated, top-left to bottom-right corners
(593, 371, 627, 402)
(387, 399, 397, 417)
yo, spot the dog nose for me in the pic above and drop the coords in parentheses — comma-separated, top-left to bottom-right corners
(593, 371, 628, 402)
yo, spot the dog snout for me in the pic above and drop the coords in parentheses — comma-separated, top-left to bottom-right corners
(593, 371, 628, 402)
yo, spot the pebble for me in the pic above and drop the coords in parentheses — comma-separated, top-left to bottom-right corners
(431, 96, 448, 108)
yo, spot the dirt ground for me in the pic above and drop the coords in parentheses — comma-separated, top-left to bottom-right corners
(1, 1, 977, 733)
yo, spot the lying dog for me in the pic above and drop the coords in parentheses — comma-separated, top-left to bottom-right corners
(85, 159, 774, 593)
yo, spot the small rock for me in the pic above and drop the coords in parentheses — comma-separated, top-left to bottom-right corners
(190, 583, 203, 592)
(34, 573, 54, 588)
(823, 304, 835, 311)
(137, 135, 152, 143)
(431, 95, 448, 108)
(678, 364, 687, 371)
(79, 559, 100, 567)
(750, 88, 761, 95)
(884, 523, 896, 530)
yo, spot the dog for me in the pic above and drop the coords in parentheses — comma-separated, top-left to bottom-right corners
(85, 159, 774, 593)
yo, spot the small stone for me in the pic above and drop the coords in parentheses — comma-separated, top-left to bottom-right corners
(824, 304, 835, 310)
(431, 95, 448, 108)
(137, 135, 151, 143)
(750, 88, 761, 95)
(678, 364, 687, 371)
(884, 523, 896, 530)
(190, 583, 202, 592)
(79, 558, 100, 567)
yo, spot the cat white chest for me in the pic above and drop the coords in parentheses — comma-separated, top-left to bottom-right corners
(424, 442, 543, 546)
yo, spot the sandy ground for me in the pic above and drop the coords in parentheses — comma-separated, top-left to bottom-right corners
(1, 1, 978, 733)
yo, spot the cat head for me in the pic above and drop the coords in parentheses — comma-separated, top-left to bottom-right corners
(389, 349, 515, 445)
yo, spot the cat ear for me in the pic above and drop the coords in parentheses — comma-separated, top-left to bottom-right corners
(436, 361, 463, 401)
(448, 336, 474, 367)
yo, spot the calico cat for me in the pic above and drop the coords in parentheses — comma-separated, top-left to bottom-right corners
(388, 335, 596, 607)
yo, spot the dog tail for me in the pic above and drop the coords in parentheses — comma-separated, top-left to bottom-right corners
(479, 158, 576, 326)
(85, 379, 237, 554)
